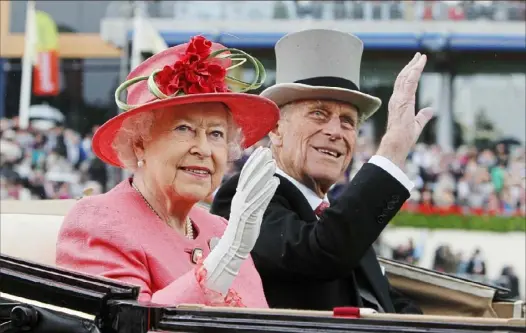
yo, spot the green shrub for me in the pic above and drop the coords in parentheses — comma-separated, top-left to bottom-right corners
(391, 212, 526, 232)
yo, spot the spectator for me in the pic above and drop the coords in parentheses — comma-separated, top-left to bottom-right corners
(456, 251, 468, 275)
(392, 238, 417, 264)
(496, 266, 520, 299)
(433, 245, 449, 272)
(466, 248, 487, 277)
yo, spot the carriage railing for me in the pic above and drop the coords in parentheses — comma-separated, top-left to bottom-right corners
(0, 255, 139, 316)
(1, 254, 525, 333)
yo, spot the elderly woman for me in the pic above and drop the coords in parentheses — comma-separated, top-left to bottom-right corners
(56, 36, 280, 307)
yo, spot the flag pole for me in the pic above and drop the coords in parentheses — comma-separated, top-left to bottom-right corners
(130, 1, 145, 71)
(18, 0, 37, 130)
(120, 1, 144, 182)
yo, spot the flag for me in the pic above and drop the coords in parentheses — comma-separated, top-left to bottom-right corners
(32, 10, 60, 96)
(130, 8, 168, 70)
(18, 0, 37, 129)
(136, 16, 168, 55)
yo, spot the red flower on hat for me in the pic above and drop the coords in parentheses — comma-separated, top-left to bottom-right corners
(154, 36, 228, 96)
(114, 34, 266, 113)
(186, 35, 213, 59)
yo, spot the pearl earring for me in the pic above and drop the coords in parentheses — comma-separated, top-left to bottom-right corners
(137, 159, 144, 168)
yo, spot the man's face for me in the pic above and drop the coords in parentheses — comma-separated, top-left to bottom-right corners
(271, 100, 359, 196)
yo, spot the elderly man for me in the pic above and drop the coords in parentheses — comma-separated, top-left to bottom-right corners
(211, 29, 432, 313)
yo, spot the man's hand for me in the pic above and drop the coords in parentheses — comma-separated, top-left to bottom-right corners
(377, 53, 434, 169)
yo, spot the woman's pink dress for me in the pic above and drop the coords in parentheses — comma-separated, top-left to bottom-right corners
(56, 179, 268, 308)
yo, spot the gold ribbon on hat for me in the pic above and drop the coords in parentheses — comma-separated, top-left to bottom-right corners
(114, 47, 267, 111)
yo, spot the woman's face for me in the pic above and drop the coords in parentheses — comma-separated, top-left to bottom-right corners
(138, 102, 231, 203)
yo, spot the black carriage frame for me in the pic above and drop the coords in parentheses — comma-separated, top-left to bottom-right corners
(0, 255, 523, 333)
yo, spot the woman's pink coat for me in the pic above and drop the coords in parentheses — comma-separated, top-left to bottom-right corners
(56, 180, 268, 307)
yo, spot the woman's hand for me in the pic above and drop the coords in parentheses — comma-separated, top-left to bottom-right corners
(203, 147, 280, 294)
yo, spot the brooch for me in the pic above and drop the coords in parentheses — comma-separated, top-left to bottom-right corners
(191, 248, 203, 264)
(187, 237, 221, 264)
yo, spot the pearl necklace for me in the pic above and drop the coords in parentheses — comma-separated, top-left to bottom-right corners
(131, 181, 194, 240)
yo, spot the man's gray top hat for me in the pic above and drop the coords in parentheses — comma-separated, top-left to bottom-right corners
(260, 29, 382, 122)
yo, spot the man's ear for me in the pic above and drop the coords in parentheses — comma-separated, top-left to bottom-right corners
(269, 121, 283, 147)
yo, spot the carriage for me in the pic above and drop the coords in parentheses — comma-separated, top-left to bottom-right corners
(0, 199, 524, 332)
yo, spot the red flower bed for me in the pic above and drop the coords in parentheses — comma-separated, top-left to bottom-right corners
(400, 203, 525, 217)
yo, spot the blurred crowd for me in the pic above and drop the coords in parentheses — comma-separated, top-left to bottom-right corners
(137, 0, 526, 22)
(402, 143, 526, 216)
(2, 116, 524, 219)
(389, 239, 521, 299)
(352, 139, 526, 217)
(0, 117, 107, 200)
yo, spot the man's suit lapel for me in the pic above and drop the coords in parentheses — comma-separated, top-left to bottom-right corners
(278, 175, 396, 312)
(360, 249, 395, 313)
(326, 196, 395, 313)
(275, 175, 318, 221)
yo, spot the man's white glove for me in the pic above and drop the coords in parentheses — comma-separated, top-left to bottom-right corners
(203, 147, 280, 294)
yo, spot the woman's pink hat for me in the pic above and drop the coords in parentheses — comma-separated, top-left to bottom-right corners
(92, 35, 279, 168)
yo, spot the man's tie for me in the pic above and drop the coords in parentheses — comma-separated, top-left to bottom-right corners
(314, 201, 330, 217)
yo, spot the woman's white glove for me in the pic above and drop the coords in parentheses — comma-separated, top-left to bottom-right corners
(203, 147, 280, 294)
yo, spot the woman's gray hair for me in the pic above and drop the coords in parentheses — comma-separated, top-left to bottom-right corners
(112, 107, 243, 172)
